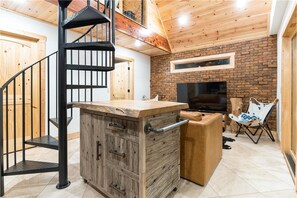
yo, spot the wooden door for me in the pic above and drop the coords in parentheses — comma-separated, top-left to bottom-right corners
(110, 61, 134, 100)
(291, 33, 297, 156)
(281, 5, 297, 191)
(0, 30, 45, 153)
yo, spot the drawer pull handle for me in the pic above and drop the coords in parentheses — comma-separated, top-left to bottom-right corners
(110, 184, 126, 196)
(109, 122, 126, 130)
(144, 118, 189, 134)
(109, 150, 126, 158)
(96, 141, 101, 160)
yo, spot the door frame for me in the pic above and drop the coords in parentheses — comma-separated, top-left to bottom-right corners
(281, 5, 297, 190)
(110, 55, 134, 100)
(0, 27, 47, 150)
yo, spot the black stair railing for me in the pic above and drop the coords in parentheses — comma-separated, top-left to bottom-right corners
(0, 0, 115, 196)
(0, 52, 59, 183)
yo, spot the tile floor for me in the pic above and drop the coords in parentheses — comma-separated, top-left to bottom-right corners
(2, 131, 297, 198)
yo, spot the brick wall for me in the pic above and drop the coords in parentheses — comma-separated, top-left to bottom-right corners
(151, 36, 277, 130)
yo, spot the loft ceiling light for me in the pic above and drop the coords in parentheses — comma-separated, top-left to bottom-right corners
(135, 40, 142, 47)
(178, 14, 189, 26)
(236, 0, 248, 9)
(141, 29, 152, 36)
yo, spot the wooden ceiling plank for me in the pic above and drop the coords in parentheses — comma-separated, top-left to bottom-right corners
(163, 1, 270, 30)
(155, 0, 272, 53)
(166, 14, 268, 38)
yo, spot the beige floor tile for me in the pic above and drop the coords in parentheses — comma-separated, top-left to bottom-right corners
(234, 164, 293, 192)
(82, 185, 106, 198)
(209, 163, 258, 196)
(261, 189, 297, 198)
(172, 179, 219, 198)
(5, 172, 56, 191)
(4, 185, 46, 198)
(38, 179, 87, 198)
(220, 192, 265, 198)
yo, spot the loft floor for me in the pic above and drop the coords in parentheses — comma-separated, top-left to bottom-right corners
(2, 131, 296, 198)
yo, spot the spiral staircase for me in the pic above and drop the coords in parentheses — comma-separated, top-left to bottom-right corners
(0, 0, 115, 195)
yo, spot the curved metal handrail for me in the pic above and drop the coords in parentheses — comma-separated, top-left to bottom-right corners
(0, 51, 57, 90)
(72, 25, 97, 43)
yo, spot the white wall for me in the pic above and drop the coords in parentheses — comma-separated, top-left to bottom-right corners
(275, 0, 297, 140)
(269, 0, 289, 35)
(0, 9, 151, 135)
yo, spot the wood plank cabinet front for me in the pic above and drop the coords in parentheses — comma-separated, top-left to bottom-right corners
(80, 111, 104, 190)
(80, 109, 181, 198)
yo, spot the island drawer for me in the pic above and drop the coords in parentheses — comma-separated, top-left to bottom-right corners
(106, 166, 139, 198)
(105, 117, 139, 137)
(106, 133, 139, 174)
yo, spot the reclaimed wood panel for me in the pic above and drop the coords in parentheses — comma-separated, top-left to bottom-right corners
(73, 100, 188, 118)
(80, 111, 94, 182)
(106, 165, 139, 198)
(144, 111, 180, 198)
(92, 114, 105, 190)
(106, 133, 139, 174)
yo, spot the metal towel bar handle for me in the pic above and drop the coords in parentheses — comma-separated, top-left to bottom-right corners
(144, 118, 189, 134)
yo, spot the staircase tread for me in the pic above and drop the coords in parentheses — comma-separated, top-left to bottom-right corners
(4, 160, 59, 176)
(63, 6, 110, 29)
(66, 64, 114, 71)
(49, 117, 73, 128)
(64, 41, 115, 51)
(25, 135, 59, 150)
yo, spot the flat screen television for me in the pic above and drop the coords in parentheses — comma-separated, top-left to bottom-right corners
(177, 82, 227, 113)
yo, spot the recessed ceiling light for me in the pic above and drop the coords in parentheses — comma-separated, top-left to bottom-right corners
(141, 29, 152, 36)
(236, 0, 248, 9)
(178, 15, 189, 26)
(135, 40, 141, 47)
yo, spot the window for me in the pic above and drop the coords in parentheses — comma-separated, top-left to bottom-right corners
(170, 52, 235, 73)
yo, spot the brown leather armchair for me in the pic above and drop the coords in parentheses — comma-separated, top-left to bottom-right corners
(180, 111, 222, 186)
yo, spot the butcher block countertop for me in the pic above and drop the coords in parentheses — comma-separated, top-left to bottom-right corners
(73, 100, 188, 118)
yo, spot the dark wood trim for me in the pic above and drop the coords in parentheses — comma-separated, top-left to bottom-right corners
(46, 0, 171, 53)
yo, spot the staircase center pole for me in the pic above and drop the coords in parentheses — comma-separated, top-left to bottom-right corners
(56, 1, 70, 189)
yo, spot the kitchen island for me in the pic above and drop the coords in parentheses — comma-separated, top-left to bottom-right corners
(74, 100, 188, 198)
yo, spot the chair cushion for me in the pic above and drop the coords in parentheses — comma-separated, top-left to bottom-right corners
(238, 113, 258, 123)
(180, 111, 202, 121)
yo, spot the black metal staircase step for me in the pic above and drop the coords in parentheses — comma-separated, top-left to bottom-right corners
(67, 103, 73, 109)
(63, 6, 110, 29)
(4, 160, 59, 176)
(49, 117, 73, 128)
(25, 135, 59, 150)
(66, 64, 114, 71)
(64, 41, 115, 51)
(67, 85, 107, 89)
(59, 0, 72, 8)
